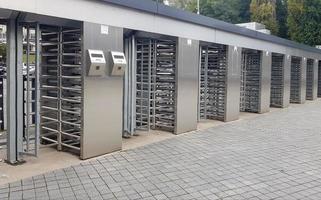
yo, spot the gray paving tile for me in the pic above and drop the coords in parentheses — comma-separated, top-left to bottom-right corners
(3, 101, 321, 199)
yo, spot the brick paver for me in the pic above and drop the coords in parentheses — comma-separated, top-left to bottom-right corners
(2, 101, 321, 199)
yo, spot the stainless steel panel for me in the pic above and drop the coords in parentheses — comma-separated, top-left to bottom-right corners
(225, 46, 241, 121)
(175, 38, 199, 134)
(318, 61, 321, 97)
(300, 58, 307, 104)
(259, 51, 271, 113)
(81, 23, 123, 159)
(282, 55, 291, 108)
(16, 23, 24, 157)
(313, 59, 318, 100)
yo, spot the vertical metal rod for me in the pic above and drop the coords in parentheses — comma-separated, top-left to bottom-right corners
(131, 36, 136, 134)
(16, 21, 24, 159)
(197, 46, 202, 121)
(123, 38, 129, 135)
(197, 0, 200, 15)
(204, 47, 208, 119)
(34, 23, 40, 156)
(57, 27, 62, 151)
(139, 42, 143, 129)
(147, 40, 152, 131)
(152, 40, 157, 129)
(26, 25, 30, 152)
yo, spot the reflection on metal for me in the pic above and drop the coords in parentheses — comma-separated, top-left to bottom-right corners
(290, 56, 302, 103)
(240, 49, 262, 113)
(306, 59, 314, 100)
(270, 53, 284, 107)
(123, 36, 136, 136)
(40, 25, 82, 154)
(318, 61, 321, 97)
(199, 44, 227, 121)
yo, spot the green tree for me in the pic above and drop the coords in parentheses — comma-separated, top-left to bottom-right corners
(239, 0, 252, 23)
(250, 0, 279, 34)
(287, 0, 321, 46)
(155, 0, 252, 24)
(152, 0, 164, 3)
(184, 0, 251, 24)
(276, 0, 288, 38)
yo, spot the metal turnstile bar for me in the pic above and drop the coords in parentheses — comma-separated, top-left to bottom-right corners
(270, 53, 284, 107)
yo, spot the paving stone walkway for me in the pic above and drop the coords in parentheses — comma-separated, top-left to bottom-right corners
(2, 101, 321, 200)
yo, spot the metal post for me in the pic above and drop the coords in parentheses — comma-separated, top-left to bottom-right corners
(131, 36, 136, 134)
(6, 18, 18, 164)
(259, 51, 272, 114)
(225, 46, 241, 121)
(197, 0, 200, 15)
(197, 47, 202, 121)
(34, 23, 40, 156)
(16, 21, 24, 159)
(300, 57, 307, 104)
(26, 25, 30, 152)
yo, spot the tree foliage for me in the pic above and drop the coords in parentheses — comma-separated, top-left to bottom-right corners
(153, 0, 321, 46)
(276, 0, 288, 38)
(250, 0, 279, 34)
(175, 0, 251, 24)
(287, 0, 321, 46)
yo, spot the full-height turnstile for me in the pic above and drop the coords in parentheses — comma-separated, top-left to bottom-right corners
(199, 44, 227, 121)
(306, 59, 314, 100)
(124, 36, 177, 136)
(20, 24, 40, 157)
(290, 56, 306, 103)
(40, 25, 83, 154)
(240, 49, 262, 113)
(305, 58, 318, 100)
(270, 53, 285, 107)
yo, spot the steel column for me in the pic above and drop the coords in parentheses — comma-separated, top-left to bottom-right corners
(6, 17, 23, 164)
(259, 51, 272, 114)
(175, 38, 199, 134)
(300, 58, 307, 104)
(16, 21, 23, 158)
(282, 55, 291, 108)
(225, 46, 241, 121)
(312, 59, 318, 100)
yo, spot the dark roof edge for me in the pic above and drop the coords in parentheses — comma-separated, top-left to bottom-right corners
(102, 0, 321, 55)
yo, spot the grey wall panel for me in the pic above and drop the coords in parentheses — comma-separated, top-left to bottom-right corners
(225, 46, 241, 122)
(312, 59, 318, 100)
(1, 0, 321, 59)
(81, 23, 123, 159)
(259, 51, 272, 113)
(300, 58, 307, 104)
(175, 38, 199, 134)
(282, 55, 291, 108)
